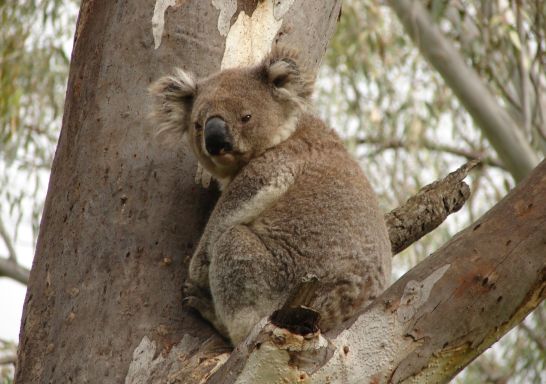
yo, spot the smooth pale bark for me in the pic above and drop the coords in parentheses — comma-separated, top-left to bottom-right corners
(15, 1, 342, 383)
(206, 159, 546, 384)
(388, 0, 540, 182)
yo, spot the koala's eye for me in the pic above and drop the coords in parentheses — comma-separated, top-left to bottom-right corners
(241, 114, 252, 123)
(194, 122, 202, 131)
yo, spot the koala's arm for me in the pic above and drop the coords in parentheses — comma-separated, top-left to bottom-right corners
(188, 161, 298, 289)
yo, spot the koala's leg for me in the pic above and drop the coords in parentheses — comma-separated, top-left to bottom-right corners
(188, 239, 210, 290)
(210, 225, 286, 345)
(182, 282, 229, 338)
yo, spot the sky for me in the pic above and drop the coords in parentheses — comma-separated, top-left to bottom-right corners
(0, 161, 46, 342)
(0, 218, 34, 342)
(0, 2, 79, 344)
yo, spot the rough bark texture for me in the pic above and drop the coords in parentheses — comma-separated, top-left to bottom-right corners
(206, 159, 546, 384)
(15, 1, 342, 383)
(15, 1, 528, 383)
(385, 160, 478, 255)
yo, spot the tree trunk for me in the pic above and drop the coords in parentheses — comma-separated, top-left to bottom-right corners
(16, 1, 544, 383)
(15, 1, 342, 383)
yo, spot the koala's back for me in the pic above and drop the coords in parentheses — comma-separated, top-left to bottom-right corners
(248, 114, 391, 330)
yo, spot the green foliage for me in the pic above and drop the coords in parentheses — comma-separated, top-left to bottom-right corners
(0, 339, 16, 382)
(318, 0, 545, 382)
(427, 0, 546, 152)
(319, 0, 503, 265)
(0, 2, 78, 378)
(0, 0, 77, 246)
(0, 0, 543, 382)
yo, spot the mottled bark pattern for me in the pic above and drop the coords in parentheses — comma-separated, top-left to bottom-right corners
(385, 160, 478, 254)
(206, 160, 546, 384)
(15, 1, 342, 383)
(15, 1, 509, 383)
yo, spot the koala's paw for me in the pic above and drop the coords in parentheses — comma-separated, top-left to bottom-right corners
(182, 291, 229, 339)
(182, 288, 215, 323)
(195, 163, 212, 188)
(183, 282, 215, 322)
(182, 295, 212, 312)
(183, 280, 205, 297)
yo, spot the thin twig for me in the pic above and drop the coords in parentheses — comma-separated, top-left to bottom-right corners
(515, 0, 532, 137)
(530, 0, 546, 141)
(355, 136, 505, 169)
(0, 217, 18, 263)
(519, 322, 546, 352)
(486, 63, 521, 112)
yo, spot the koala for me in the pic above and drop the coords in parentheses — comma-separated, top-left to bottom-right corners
(150, 47, 391, 345)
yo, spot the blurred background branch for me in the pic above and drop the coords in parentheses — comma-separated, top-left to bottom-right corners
(318, 1, 545, 382)
(0, 257, 29, 285)
(0, 0, 544, 383)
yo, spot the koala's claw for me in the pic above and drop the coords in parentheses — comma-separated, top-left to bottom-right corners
(182, 295, 208, 309)
(183, 281, 209, 299)
(182, 282, 214, 320)
(183, 295, 229, 339)
(182, 294, 214, 321)
(195, 163, 212, 188)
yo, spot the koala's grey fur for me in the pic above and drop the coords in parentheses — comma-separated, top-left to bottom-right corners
(150, 47, 391, 345)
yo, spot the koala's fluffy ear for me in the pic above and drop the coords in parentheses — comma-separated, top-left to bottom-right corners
(149, 68, 197, 141)
(263, 46, 315, 107)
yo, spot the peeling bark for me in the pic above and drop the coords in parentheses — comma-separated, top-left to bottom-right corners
(15, 1, 342, 383)
(385, 160, 478, 255)
(208, 160, 546, 383)
(15, 1, 542, 383)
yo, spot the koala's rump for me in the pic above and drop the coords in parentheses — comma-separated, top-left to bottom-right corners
(250, 156, 391, 329)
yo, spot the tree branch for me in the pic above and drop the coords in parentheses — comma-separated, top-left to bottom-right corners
(519, 321, 546, 352)
(0, 257, 30, 285)
(515, 0, 532, 137)
(386, 160, 479, 255)
(0, 217, 18, 262)
(387, 0, 540, 181)
(207, 159, 546, 383)
(357, 135, 505, 169)
(123, 162, 483, 383)
(0, 353, 17, 365)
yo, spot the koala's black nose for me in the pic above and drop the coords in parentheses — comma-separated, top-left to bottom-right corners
(204, 117, 232, 156)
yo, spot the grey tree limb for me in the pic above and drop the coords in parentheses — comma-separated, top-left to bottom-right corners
(0, 353, 17, 365)
(0, 257, 29, 285)
(207, 159, 546, 384)
(357, 136, 505, 169)
(0, 217, 17, 262)
(386, 160, 478, 255)
(387, 0, 540, 182)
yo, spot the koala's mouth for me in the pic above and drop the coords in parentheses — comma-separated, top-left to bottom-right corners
(206, 143, 233, 157)
(204, 117, 234, 157)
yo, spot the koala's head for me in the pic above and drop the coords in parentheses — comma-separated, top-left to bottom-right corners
(149, 47, 314, 181)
